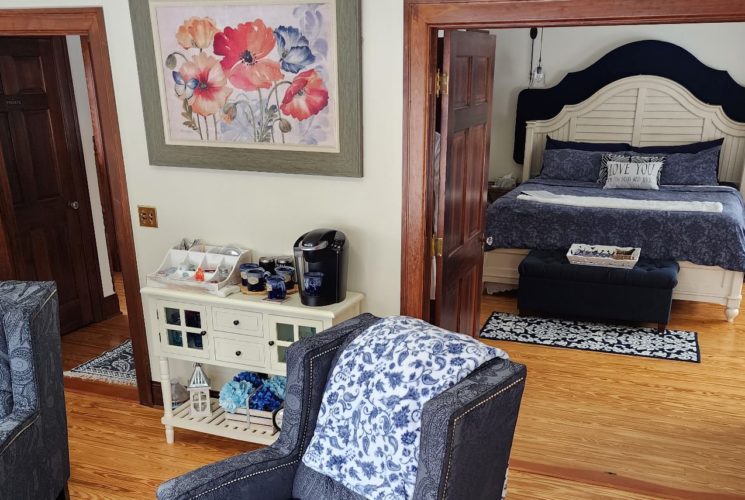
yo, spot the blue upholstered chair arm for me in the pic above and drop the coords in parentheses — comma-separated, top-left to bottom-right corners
(412, 358, 527, 500)
(0, 282, 69, 499)
(156, 314, 381, 500)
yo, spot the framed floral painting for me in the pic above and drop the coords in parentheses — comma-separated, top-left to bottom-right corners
(129, 0, 362, 176)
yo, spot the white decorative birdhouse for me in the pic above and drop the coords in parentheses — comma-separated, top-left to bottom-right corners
(187, 363, 211, 418)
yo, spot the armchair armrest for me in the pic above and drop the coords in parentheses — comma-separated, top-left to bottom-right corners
(413, 358, 526, 500)
(157, 313, 381, 500)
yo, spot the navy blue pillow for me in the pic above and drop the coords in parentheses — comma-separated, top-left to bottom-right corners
(545, 136, 632, 152)
(631, 137, 724, 155)
(540, 149, 606, 182)
(659, 146, 721, 186)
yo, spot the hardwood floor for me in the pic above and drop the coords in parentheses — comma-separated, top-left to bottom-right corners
(60, 295, 745, 498)
(481, 294, 745, 499)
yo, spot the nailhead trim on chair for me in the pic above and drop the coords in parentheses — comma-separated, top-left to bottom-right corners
(300, 345, 342, 452)
(441, 377, 525, 499)
(190, 344, 343, 499)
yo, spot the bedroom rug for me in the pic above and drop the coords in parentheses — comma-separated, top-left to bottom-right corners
(480, 312, 700, 363)
(64, 339, 138, 386)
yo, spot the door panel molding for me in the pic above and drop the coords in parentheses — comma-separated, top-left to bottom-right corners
(401, 0, 745, 321)
(0, 8, 153, 406)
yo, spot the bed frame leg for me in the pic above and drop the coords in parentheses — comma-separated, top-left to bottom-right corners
(725, 307, 739, 323)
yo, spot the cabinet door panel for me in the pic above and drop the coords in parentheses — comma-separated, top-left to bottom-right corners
(157, 300, 210, 359)
(266, 315, 324, 371)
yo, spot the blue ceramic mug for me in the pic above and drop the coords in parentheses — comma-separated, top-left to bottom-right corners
(245, 268, 267, 292)
(275, 265, 296, 288)
(303, 272, 324, 296)
(266, 276, 287, 300)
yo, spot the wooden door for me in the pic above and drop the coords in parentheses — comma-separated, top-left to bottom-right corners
(0, 37, 103, 333)
(434, 30, 495, 337)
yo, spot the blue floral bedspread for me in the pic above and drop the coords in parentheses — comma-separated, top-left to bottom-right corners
(485, 178, 745, 271)
(302, 316, 508, 500)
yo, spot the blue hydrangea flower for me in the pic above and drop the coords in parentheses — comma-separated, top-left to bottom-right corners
(233, 371, 266, 388)
(264, 375, 287, 400)
(274, 26, 315, 73)
(218, 380, 253, 413)
(249, 385, 283, 412)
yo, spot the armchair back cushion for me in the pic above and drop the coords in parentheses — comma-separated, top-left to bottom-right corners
(302, 316, 508, 500)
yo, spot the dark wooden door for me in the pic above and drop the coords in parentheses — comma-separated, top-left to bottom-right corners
(0, 37, 103, 333)
(434, 30, 495, 337)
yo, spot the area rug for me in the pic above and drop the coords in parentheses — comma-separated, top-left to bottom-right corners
(64, 340, 137, 386)
(480, 312, 700, 363)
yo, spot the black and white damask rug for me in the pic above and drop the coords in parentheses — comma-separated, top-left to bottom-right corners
(64, 340, 137, 386)
(480, 312, 700, 363)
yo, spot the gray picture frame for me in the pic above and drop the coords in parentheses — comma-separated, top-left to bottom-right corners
(129, 0, 362, 177)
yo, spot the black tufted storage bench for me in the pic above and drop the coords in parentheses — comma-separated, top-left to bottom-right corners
(518, 249, 679, 332)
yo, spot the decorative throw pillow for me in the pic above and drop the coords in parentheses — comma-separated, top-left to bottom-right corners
(540, 148, 606, 182)
(659, 146, 720, 186)
(600, 153, 665, 190)
(302, 316, 508, 500)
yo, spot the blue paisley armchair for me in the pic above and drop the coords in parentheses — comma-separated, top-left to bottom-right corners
(157, 314, 526, 500)
(0, 281, 70, 500)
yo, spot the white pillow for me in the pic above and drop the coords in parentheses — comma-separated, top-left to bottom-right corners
(601, 153, 665, 190)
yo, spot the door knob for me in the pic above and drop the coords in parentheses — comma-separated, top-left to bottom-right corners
(68, 201, 80, 210)
(235, 350, 242, 356)
(199, 330, 207, 336)
(268, 341, 275, 346)
(233, 320, 240, 326)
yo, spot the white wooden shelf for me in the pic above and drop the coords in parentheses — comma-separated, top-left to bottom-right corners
(163, 399, 279, 446)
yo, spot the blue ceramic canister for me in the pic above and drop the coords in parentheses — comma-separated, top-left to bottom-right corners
(245, 268, 267, 292)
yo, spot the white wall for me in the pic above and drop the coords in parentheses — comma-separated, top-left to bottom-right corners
(66, 35, 115, 298)
(489, 23, 745, 180)
(8, 0, 403, 383)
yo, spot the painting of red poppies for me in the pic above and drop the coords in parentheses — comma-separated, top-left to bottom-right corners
(150, 1, 339, 152)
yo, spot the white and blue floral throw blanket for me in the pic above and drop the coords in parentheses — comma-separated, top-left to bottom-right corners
(302, 316, 508, 499)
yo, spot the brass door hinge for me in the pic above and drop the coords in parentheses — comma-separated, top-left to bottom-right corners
(435, 69, 449, 97)
(431, 236, 444, 258)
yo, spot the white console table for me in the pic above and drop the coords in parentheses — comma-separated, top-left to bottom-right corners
(141, 286, 364, 445)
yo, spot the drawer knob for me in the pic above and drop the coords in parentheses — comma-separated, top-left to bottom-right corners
(235, 350, 242, 356)
(233, 320, 240, 326)
(268, 341, 275, 346)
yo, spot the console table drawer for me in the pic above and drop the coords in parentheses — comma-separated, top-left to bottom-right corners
(212, 308, 263, 337)
(214, 337, 266, 367)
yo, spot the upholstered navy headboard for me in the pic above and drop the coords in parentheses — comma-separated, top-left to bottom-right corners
(513, 40, 745, 164)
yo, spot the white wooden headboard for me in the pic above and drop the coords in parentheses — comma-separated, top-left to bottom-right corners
(522, 75, 745, 193)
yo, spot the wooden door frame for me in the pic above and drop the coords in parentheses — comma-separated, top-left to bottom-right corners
(0, 8, 153, 405)
(401, 0, 745, 320)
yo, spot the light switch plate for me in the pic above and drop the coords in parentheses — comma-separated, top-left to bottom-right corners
(138, 205, 158, 228)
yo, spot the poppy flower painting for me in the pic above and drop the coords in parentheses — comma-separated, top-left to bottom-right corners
(152, 2, 338, 152)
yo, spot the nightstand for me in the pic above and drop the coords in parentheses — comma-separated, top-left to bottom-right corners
(487, 185, 516, 203)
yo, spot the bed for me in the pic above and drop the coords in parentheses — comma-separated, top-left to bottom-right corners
(483, 72, 745, 322)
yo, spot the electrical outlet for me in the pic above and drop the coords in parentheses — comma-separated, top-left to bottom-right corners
(138, 205, 158, 228)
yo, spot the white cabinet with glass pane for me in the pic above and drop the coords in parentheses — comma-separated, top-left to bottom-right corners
(141, 286, 364, 445)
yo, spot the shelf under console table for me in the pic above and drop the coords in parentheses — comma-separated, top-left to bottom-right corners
(141, 286, 364, 445)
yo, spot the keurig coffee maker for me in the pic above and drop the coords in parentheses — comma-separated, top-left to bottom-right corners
(294, 229, 348, 306)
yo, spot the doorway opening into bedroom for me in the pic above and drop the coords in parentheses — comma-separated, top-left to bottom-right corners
(415, 15, 745, 334)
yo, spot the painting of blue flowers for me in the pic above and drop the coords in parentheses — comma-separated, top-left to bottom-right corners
(151, 1, 339, 152)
